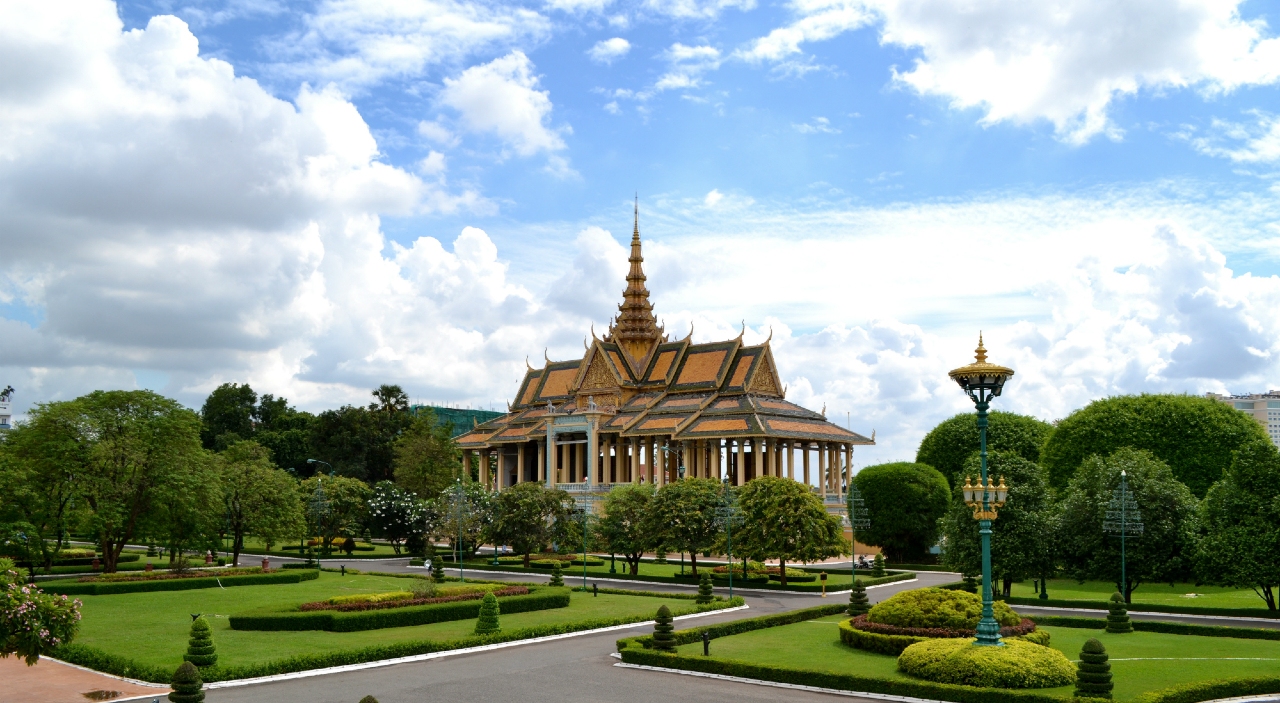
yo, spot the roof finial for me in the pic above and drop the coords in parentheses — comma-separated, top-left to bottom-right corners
(765, 326, 773, 344)
(525, 356, 533, 372)
(633, 192, 639, 241)
(975, 331, 987, 364)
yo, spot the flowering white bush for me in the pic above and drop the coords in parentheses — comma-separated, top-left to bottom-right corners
(0, 560, 82, 664)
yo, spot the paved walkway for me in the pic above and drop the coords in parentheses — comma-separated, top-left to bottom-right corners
(0, 656, 166, 703)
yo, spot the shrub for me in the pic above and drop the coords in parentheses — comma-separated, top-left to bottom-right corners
(839, 615, 1037, 655)
(652, 605, 675, 651)
(1075, 638, 1113, 699)
(868, 588, 1020, 630)
(849, 579, 870, 616)
(1106, 593, 1132, 633)
(358, 697, 379, 703)
(43, 569, 316, 596)
(570, 558, 605, 566)
(183, 617, 217, 667)
(872, 553, 886, 578)
(838, 618, 926, 655)
(696, 572, 714, 605)
(431, 559, 444, 583)
(549, 563, 564, 587)
(531, 559, 570, 569)
(298, 586, 527, 613)
(231, 588, 568, 632)
(1020, 629, 1051, 646)
(897, 638, 1075, 689)
(168, 661, 204, 703)
(0, 563, 83, 664)
(474, 592, 500, 635)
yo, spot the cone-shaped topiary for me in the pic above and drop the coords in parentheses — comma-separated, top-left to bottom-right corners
(431, 559, 444, 583)
(549, 562, 564, 587)
(474, 591, 501, 635)
(358, 697, 379, 703)
(1106, 592, 1133, 633)
(183, 616, 217, 667)
(871, 553, 886, 577)
(848, 578, 870, 616)
(696, 572, 714, 604)
(652, 605, 676, 651)
(1075, 637, 1114, 699)
(962, 574, 978, 593)
(168, 661, 205, 703)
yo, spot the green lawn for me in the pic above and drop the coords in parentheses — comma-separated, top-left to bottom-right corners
(73, 571, 688, 670)
(464, 558, 868, 587)
(675, 615, 1280, 700)
(1013, 579, 1269, 610)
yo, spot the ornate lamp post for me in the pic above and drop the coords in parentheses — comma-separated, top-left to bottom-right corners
(574, 494, 601, 591)
(444, 479, 471, 582)
(716, 478, 744, 600)
(949, 334, 1014, 647)
(846, 484, 870, 591)
(1104, 470, 1143, 603)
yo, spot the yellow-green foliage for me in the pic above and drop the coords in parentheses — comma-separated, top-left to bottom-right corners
(868, 588, 1020, 630)
(326, 583, 497, 605)
(897, 638, 1075, 689)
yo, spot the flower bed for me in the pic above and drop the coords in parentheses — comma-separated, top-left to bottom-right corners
(840, 615, 1039, 655)
(42, 569, 318, 595)
(299, 586, 529, 612)
(76, 567, 263, 583)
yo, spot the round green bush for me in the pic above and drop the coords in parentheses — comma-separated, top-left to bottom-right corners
(868, 588, 1020, 630)
(530, 559, 571, 569)
(897, 638, 1075, 689)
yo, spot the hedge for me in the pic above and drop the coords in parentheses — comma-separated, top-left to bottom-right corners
(448, 560, 915, 592)
(838, 617, 925, 654)
(1004, 595, 1280, 619)
(15, 555, 141, 568)
(618, 602, 849, 651)
(1029, 615, 1280, 641)
(41, 569, 318, 596)
(230, 587, 570, 632)
(1132, 677, 1280, 703)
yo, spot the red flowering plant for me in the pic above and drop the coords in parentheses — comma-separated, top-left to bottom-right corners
(0, 558, 82, 664)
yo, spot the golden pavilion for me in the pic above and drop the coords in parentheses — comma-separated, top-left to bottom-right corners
(457, 210, 873, 500)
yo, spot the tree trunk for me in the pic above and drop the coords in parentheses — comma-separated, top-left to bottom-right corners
(778, 558, 787, 586)
(630, 555, 640, 575)
(523, 552, 531, 568)
(690, 551, 698, 576)
(1002, 575, 1012, 598)
(232, 530, 242, 567)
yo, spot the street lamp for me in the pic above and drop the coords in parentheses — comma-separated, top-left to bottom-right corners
(716, 478, 744, 600)
(445, 478, 471, 582)
(574, 494, 601, 591)
(1104, 470, 1144, 603)
(846, 484, 870, 595)
(949, 333, 1014, 647)
(306, 458, 334, 476)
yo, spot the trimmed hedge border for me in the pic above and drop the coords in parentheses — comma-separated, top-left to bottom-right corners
(229, 587, 571, 632)
(1003, 595, 1280, 620)
(40, 569, 318, 595)
(15, 554, 142, 568)
(1132, 678, 1280, 703)
(838, 617, 924, 655)
(1030, 615, 1280, 641)
(448, 560, 915, 592)
(618, 602, 849, 651)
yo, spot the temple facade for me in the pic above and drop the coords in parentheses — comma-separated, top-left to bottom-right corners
(456, 211, 873, 503)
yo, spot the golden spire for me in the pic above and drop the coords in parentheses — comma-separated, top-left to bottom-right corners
(975, 331, 987, 364)
(605, 197, 666, 362)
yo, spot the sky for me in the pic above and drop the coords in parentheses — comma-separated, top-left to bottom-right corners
(3, 0, 1280, 467)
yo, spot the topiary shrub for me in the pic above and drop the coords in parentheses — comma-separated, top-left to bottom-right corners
(1075, 637, 1114, 699)
(896, 638, 1075, 689)
(358, 697, 379, 703)
(183, 616, 217, 667)
(696, 572, 714, 604)
(652, 605, 675, 651)
(1106, 593, 1133, 633)
(549, 562, 564, 587)
(848, 579, 870, 616)
(431, 559, 444, 583)
(962, 574, 978, 593)
(473, 592, 500, 635)
(168, 661, 204, 703)
(872, 554, 886, 578)
(868, 588, 1020, 630)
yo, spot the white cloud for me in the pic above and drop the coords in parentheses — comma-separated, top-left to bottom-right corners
(704, 189, 724, 206)
(655, 43, 722, 91)
(1189, 111, 1280, 163)
(439, 51, 568, 157)
(742, 0, 1280, 144)
(603, 100, 621, 114)
(643, 0, 756, 20)
(269, 0, 551, 90)
(793, 116, 840, 133)
(417, 119, 461, 147)
(546, 0, 612, 12)
(588, 37, 631, 64)
(418, 150, 448, 175)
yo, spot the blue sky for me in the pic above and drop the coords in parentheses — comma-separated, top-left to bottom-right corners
(3, 0, 1280, 465)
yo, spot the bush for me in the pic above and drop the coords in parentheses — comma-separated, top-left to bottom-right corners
(1029, 614, 1280, 641)
(168, 661, 204, 703)
(696, 572, 714, 604)
(1133, 678, 1280, 703)
(848, 579, 870, 616)
(42, 569, 317, 595)
(652, 605, 675, 651)
(183, 617, 217, 667)
(549, 563, 563, 587)
(1106, 593, 1133, 633)
(280, 564, 318, 571)
(1075, 638, 1113, 699)
(229, 588, 569, 632)
(869, 588, 1020, 630)
(474, 592, 500, 634)
(917, 411, 1053, 488)
(570, 558, 604, 566)
(1020, 630, 1051, 646)
(530, 559, 570, 569)
(838, 618, 927, 655)
(872, 553, 886, 578)
(853, 462, 952, 562)
(897, 638, 1075, 689)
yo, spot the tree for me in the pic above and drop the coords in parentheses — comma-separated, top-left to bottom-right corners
(1041, 394, 1269, 497)
(145, 451, 221, 567)
(435, 481, 493, 559)
(367, 481, 423, 555)
(940, 451, 1058, 597)
(183, 616, 217, 667)
(1196, 439, 1280, 610)
(300, 475, 372, 552)
(252, 394, 315, 474)
(393, 410, 461, 499)
(485, 483, 574, 567)
(916, 411, 1053, 488)
(371, 385, 410, 415)
(733, 476, 847, 585)
(697, 571, 714, 604)
(310, 399, 412, 483)
(1058, 448, 1199, 602)
(645, 478, 722, 575)
(215, 441, 304, 565)
(598, 483, 656, 576)
(853, 462, 950, 563)
(74, 391, 207, 572)
(199, 383, 256, 450)
(0, 559, 82, 664)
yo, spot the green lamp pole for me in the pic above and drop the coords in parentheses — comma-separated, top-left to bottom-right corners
(717, 478, 743, 601)
(845, 484, 869, 591)
(949, 334, 1014, 647)
(574, 494, 600, 591)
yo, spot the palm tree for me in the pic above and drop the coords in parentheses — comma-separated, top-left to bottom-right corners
(371, 385, 409, 414)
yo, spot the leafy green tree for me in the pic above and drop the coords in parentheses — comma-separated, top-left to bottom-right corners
(599, 483, 656, 575)
(300, 475, 372, 552)
(485, 483, 574, 566)
(393, 410, 461, 499)
(1195, 439, 1280, 609)
(853, 462, 950, 563)
(310, 395, 412, 483)
(733, 476, 847, 585)
(1041, 394, 1269, 497)
(145, 451, 222, 567)
(200, 383, 257, 450)
(252, 394, 315, 474)
(916, 411, 1053, 488)
(0, 403, 89, 572)
(645, 478, 722, 576)
(215, 441, 304, 565)
(941, 451, 1059, 596)
(1058, 448, 1199, 602)
(371, 384, 410, 415)
(436, 481, 493, 559)
(367, 481, 424, 555)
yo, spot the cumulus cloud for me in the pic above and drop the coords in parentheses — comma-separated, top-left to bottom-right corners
(643, 0, 756, 20)
(655, 43, 722, 91)
(588, 37, 632, 64)
(439, 51, 569, 158)
(546, 0, 612, 12)
(793, 116, 840, 133)
(742, 0, 1280, 144)
(1188, 111, 1280, 163)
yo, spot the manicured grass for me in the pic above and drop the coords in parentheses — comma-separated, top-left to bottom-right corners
(676, 615, 1280, 700)
(1012, 579, 1268, 610)
(72, 571, 691, 671)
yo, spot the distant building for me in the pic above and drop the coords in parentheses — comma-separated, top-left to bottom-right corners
(0, 385, 12, 431)
(410, 404, 504, 438)
(1206, 391, 1280, 446)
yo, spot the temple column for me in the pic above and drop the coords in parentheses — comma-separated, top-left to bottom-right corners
(735, 439, 745, 486)
(819, 443, 828, 499)
(577, 443, 586, 484)
(628, 437, 636, 483)
(516, 444, 525, 484)
(537, 442, 545, 483)
(602, 435, 612, 484)
(545, 425, 555, 488)
(785, 441, 793, 480)
(715, 439, 723, 481)
(802, 444, 811, 488)
(462, 450, 472, 484)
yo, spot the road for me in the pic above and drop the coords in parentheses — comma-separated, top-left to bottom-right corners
(204, 569, 959, 703)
